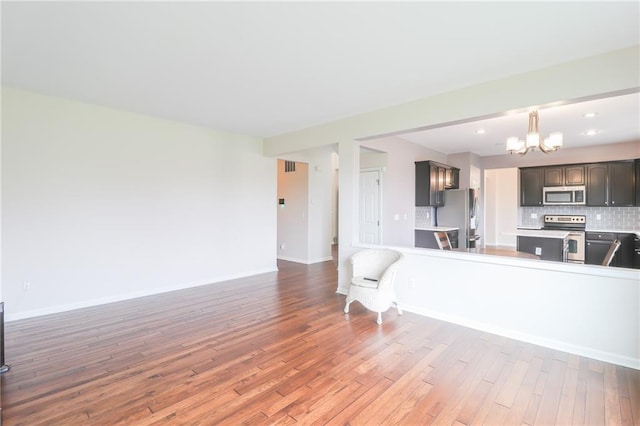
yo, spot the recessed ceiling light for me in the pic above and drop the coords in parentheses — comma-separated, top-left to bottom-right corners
(475, 129, 486, 135)
(582, 112, 598, 118)
(583, 129, 600, 136)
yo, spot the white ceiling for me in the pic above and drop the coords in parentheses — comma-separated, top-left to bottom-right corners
(2, 2, 639, 156)
(397, 91, 640, 157)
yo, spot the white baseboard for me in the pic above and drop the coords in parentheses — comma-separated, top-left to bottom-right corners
(277, 256, 333, 265)
(6, 267, 278, 322)
(400, 303, 640, 371)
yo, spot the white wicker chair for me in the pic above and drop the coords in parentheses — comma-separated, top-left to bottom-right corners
(344, 249, 403, 324)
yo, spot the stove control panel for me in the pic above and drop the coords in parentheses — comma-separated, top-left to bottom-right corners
(544, 215, 586, 224)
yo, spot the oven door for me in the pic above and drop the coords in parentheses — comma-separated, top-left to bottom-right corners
(566, 232, 585, 263)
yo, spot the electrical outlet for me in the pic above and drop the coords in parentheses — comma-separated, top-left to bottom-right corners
(596, 214, 601, 220)
(23, 281, 31, 291)
(535, 247, 542, 255)
(531, 213, 538, 219)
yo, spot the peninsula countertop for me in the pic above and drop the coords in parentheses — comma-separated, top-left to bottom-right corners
(415, 226, 459, 232)
(504, 229, 569, 239)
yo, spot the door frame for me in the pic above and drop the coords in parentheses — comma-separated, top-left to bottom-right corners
(359, 167, 383, 244)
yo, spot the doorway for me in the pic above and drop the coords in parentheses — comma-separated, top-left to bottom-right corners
(359, 169, 381, 244)
(484, 168, 518, 248)
(276, 147, 339, 264)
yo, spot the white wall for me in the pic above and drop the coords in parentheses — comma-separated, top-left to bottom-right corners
(264, 47, 640, 157)
(361, 137, 445, 247)
(447, 152, 482, 189)
(345, 244, 640, 370)
(331, 152, 339, 245)
(278, 146, 335, 264)
(2, 88, 277, 320)
(485, 168, 518, 247)
(306, 147, 335, 263)
(277, 160, 309, 262)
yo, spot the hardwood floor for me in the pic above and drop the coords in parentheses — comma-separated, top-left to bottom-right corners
(2, 259, 639, 425)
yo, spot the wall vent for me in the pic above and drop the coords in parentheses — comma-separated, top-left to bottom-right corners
(284, 161, 296, 173)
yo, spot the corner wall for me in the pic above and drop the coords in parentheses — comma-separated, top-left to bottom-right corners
(2, 88, 277, 320)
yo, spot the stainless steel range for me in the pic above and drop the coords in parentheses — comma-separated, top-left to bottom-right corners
(542, 214, 586, 263)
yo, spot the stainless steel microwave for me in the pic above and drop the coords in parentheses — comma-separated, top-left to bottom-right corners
(543, 186, 586, 205)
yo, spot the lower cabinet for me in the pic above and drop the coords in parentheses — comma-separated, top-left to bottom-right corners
(415, 229, 459, 249)
(585, 238, 612, 265)
(517, 236, 564, 262)
(585, 232, 637, 268)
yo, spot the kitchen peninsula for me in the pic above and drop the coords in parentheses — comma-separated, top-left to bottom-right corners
(415, 226, 459, 249)
(509, 229, 568, 262)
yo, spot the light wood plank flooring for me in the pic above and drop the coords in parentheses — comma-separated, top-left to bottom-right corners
(2, 259, 639, 425)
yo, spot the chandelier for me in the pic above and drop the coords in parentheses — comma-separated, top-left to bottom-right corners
(506, 111, 563, 155)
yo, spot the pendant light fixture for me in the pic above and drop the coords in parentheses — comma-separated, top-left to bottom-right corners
(506, 111, 563, 155)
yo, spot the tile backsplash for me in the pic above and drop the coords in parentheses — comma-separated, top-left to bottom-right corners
(416, 206, 435, 228)
(417, 205, 639, 231)
(520, 206, 640, 231)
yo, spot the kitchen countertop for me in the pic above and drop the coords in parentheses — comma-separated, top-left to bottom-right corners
(454, 247, 540, 259)
(518, 227, 640, 237)
(506, 229, 569, 239)
(586, 229, 640, 236)
(415, 226, 459, 232)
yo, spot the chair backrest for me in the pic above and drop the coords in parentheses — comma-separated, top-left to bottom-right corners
(602, 239, 621, 266)
(351, 249, 402, 282)
(434, 232, 452, 250)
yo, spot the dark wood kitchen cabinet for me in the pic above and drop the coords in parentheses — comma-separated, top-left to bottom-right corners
(585, 231, 636, 268)
(544, 165, 585, 186)
(416, 161, 447, 207)
(544, 167, 563, 186)
(585, 239, 612, 265)
(586, 163, 608, 206)
(586, 160, 635, 206)
(445, 167, 460, 189)
(636, 159, 640, 205)
(520, 167, 543, 206)
(565, 165, 586, 185)
(415, 229, 459, 249)
(616, 233, 636, 268)
(609, 161, 635, 206)
(517, 236, 564, 261)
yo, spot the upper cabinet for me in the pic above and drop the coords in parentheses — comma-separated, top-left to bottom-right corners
(544, 165, 585, 186)
(415, 161, 459, 207)
(520, 167, 544, 206)
(586, 160, 635, 207)
(521, 160, 636, 207)
(445, 167, 460, 190)
(636, 159, 640, 206)
(586, 163, 608, 206)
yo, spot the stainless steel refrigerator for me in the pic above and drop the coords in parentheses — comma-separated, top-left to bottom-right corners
(436, 188, 481, 248)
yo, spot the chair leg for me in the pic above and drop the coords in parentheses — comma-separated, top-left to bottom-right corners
(377, 312, 382, 325)
(396, 302, 403, 315)
(344, 301, 350, 314)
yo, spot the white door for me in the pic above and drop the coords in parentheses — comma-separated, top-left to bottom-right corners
(359, 170, 381, 244)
